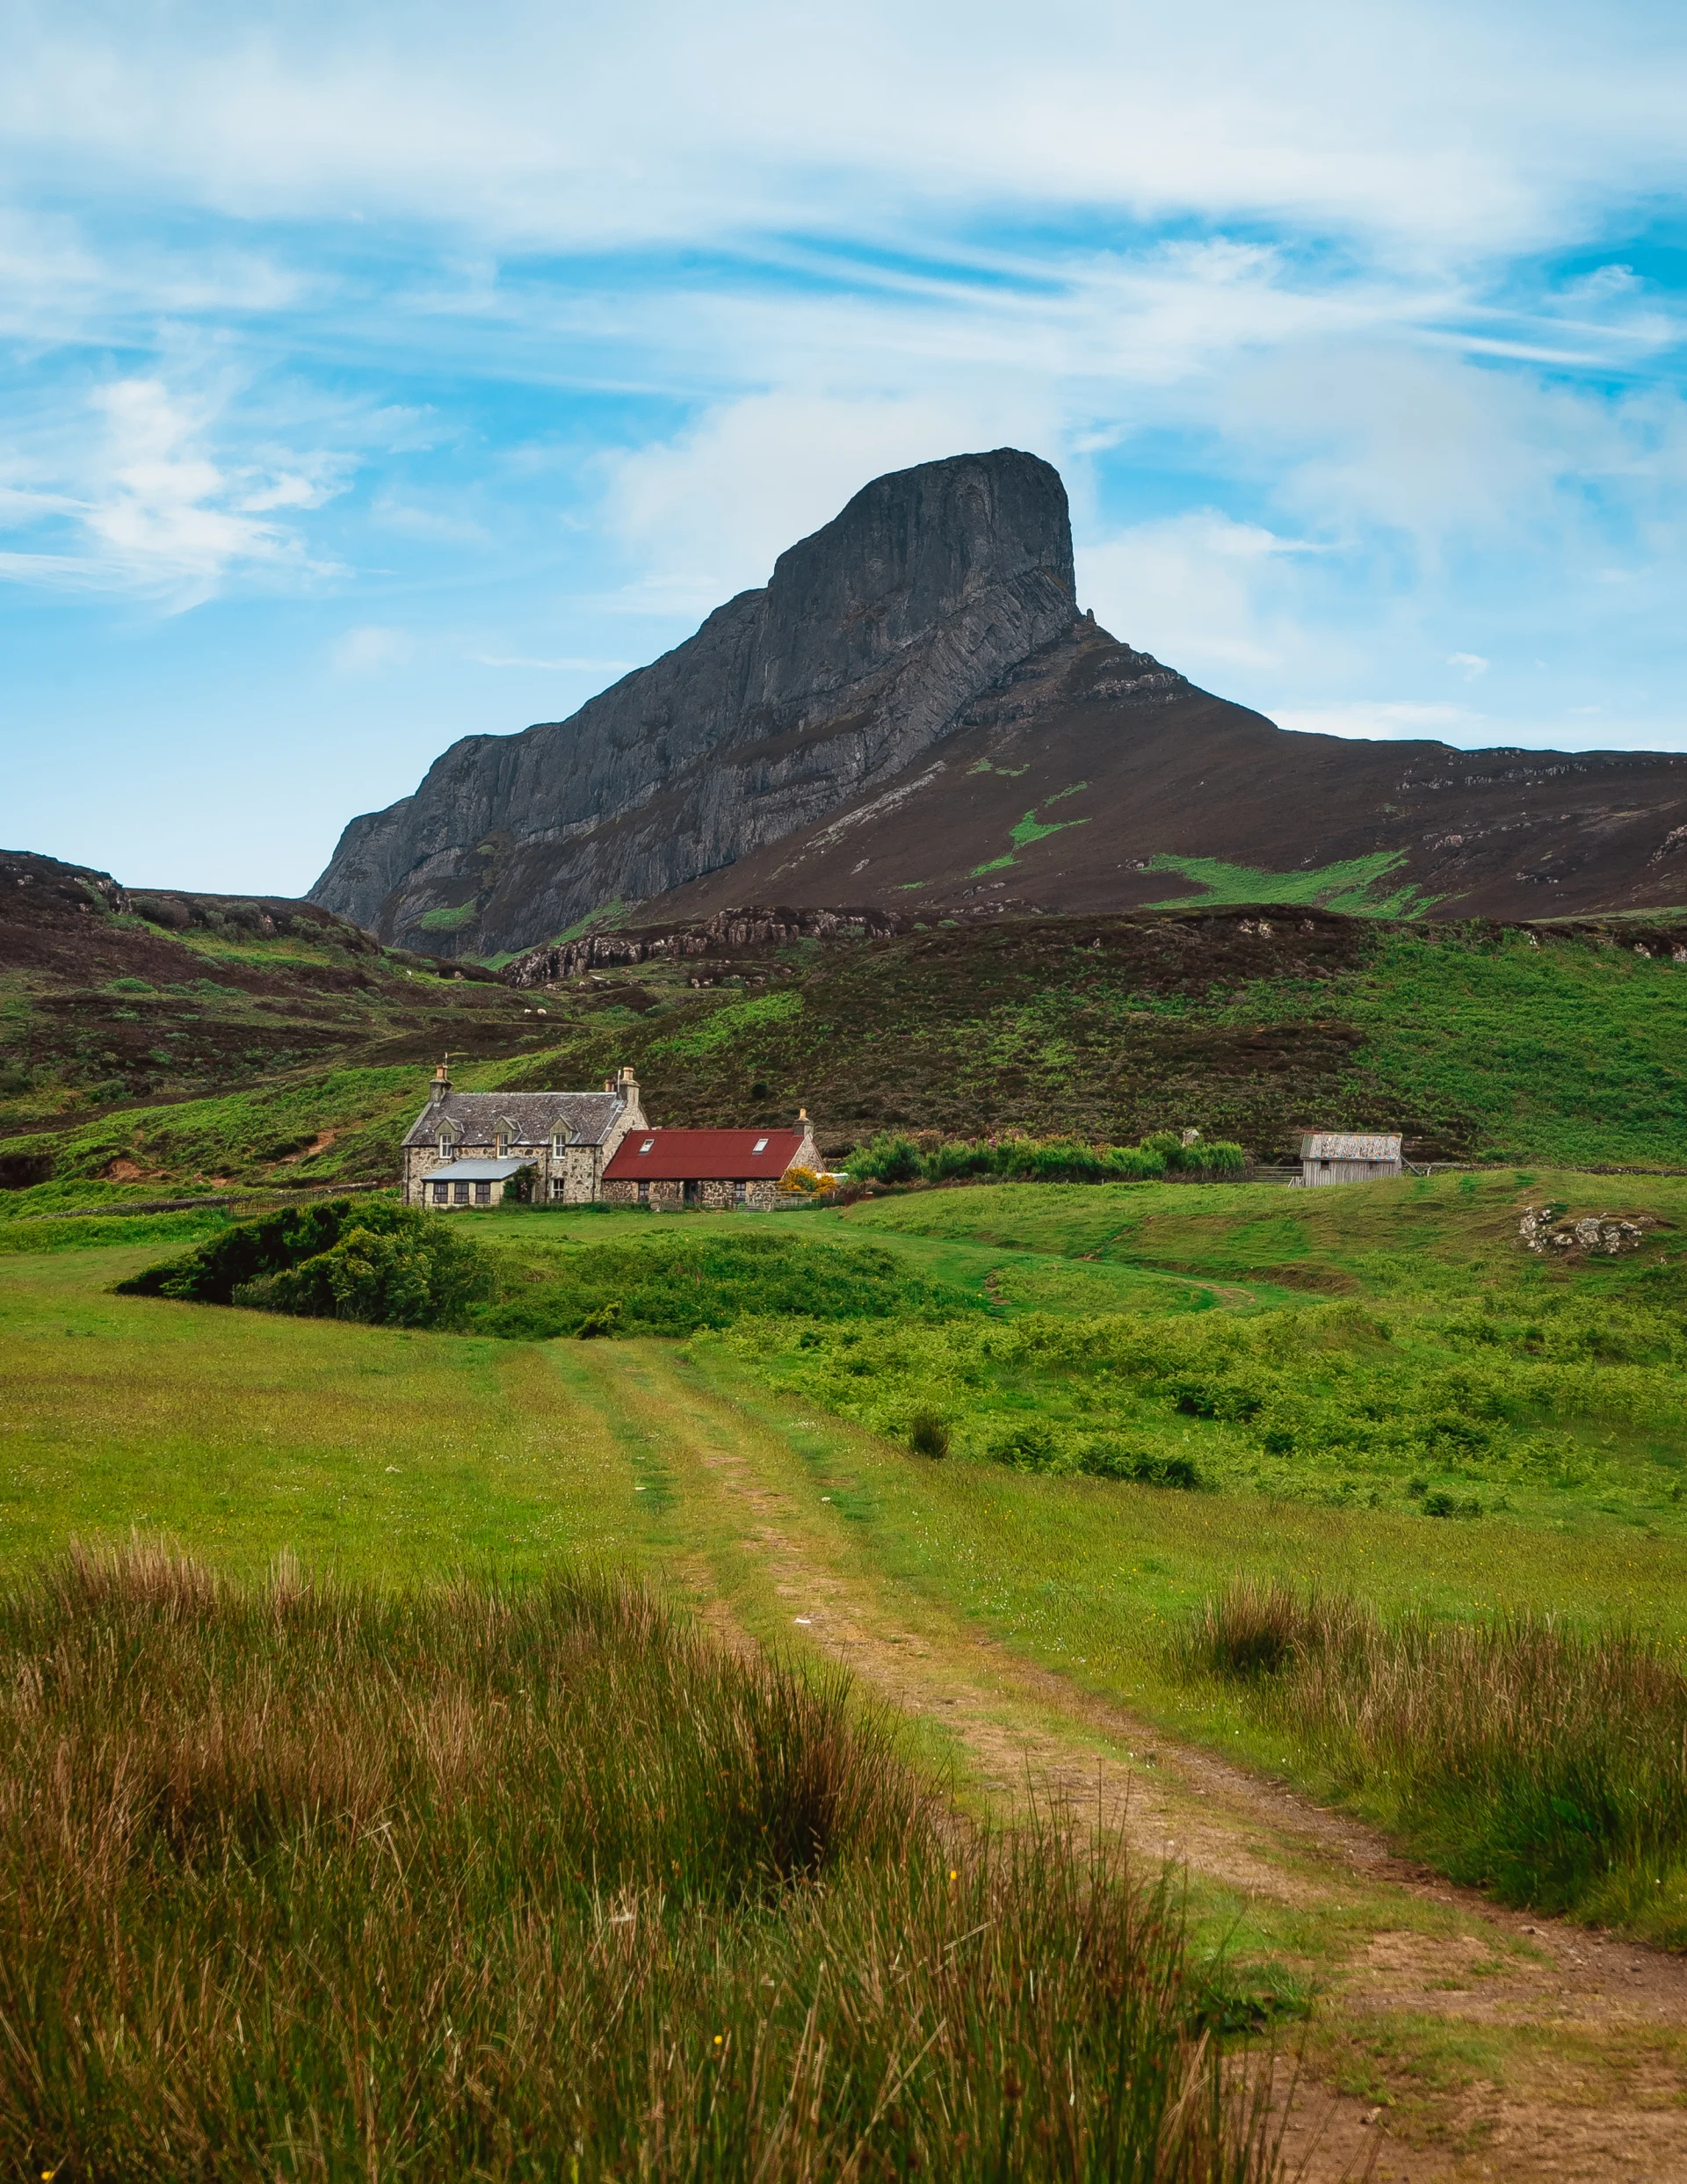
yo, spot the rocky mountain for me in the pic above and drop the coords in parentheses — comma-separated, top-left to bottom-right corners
(310, 450, 1080, 955)
(311, 449, 1687, 955)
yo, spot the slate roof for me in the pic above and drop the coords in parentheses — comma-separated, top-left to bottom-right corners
(604, 1128, 808, 1182)
(1300, 1132, 1402, 1161)
(402, 1091, 627, 1150)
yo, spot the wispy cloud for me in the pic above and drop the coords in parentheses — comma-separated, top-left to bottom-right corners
(0, 373, 351, 606)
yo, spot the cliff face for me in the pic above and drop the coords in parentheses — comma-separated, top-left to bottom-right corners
(313, 442, 1687, 948)
(309, 449, 1081, 955)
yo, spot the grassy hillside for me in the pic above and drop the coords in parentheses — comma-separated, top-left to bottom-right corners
(7, 882, 1687, 1213)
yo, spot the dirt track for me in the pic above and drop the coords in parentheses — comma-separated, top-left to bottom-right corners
(573, 1343, 1687, 2184)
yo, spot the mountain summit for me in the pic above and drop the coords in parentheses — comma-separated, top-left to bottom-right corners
(312, 449, 1687, 953)
(310, 449, 1086, 954)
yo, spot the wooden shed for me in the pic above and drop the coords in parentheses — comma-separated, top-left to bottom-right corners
(1298, 1132, 1403, 1187)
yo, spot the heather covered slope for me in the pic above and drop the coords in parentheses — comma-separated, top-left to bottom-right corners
(641, 613, 1687, 928)
(8, 877, 1687, 1205)
(0, 848, 557, 1189)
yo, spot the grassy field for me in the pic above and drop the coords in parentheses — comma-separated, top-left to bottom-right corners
(10, 1173, 1687, 2155)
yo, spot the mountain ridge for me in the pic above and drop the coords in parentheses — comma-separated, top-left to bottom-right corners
(310, 447, 1687, 954)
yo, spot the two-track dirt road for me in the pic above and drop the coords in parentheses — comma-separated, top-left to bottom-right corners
(562, 1340, 1687, 2184)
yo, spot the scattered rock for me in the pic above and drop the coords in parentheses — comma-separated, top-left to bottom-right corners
(1518, 1205, 1656, 1258)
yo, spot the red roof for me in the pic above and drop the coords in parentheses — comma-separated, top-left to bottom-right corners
(604, 1128, 808, 1182)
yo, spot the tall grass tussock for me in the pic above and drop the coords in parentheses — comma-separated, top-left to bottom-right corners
(1, 1542, 1273, 2180)
(1177, 1580, 1687, 1945)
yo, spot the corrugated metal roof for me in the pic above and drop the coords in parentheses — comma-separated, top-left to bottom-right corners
(604, 1128, 807, 1182)
(1300, 1133, 1402, 1161)
(402, 1091, 626, 1150)
(422, 1157, 534, 1181)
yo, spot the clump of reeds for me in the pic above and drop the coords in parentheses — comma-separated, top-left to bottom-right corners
(1176, 1578, 1687, 1940)
(1, 1539, 1275, 2180)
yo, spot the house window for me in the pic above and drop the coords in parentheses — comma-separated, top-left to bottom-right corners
(453, 1180, 470, 1205)
(438, 1137, 450, 1158)
(735, 1180, 748, 1206)
(551, 1177, 567, 1200)
(639, 1139, 655, 1154)
(431, 1179, 448, 1206)
(637, 1180, 650, 1204)
(752, 1136, 769, 1154)
(474, 1180, 492, 1205)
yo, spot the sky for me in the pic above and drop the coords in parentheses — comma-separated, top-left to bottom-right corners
(4, 0, 1687, 895)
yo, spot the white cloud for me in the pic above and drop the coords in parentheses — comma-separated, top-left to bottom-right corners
(1078, 512, 1324, 675)
(332, 624, 414, 674)
(472, 653, 634, 672)
(1448, 651, 1489, 678)
(4, 2, 1686, 261)
(602, 390, 1054, 610)
(0, 374, 351, 606)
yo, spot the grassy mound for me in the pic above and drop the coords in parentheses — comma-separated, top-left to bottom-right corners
(0, 1542, 1271, 2180)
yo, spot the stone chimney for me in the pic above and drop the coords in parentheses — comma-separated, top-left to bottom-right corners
(614, 1064, 639, 1101)
(429, 1060, 451, 1107)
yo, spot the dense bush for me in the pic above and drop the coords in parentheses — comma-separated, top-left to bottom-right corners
(844, 1130, 1245, 1187)
(117, 1197, 496, 1331)
(1175, 1580, 1687, 1944)
(0, 1542, 1273, 2179)
(477, 1231, 974, 1340)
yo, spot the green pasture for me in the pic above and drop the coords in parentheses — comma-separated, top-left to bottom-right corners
(7, 1172, 1687, 1592)
(11, 1171, 1687, 1939)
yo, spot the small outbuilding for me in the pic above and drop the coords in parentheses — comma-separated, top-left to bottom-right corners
(1297, 1131, 1403, 1187)
(601, 1114, 822, 1210)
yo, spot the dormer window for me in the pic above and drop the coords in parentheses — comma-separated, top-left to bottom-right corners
(752, 1136, 770, 1154)
(438, 1136, 451, 1160)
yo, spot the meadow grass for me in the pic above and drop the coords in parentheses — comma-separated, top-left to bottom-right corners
(13, 1177, 1687, 1950)
(0, 1240, 636, 1578)
(749, 1175, 1687, 1526)
(0, 1540, 1273, 2182)
(1175, 1580, 1687, 1946)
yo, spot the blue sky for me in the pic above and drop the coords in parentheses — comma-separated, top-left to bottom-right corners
(4, 0, 1687, 894)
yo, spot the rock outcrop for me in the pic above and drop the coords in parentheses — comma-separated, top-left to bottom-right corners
(311, 445, 1687, 952)
(309, 450, 1084, 956)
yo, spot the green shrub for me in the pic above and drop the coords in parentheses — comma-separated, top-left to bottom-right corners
(117, 1198, 496, 1331)
(907, 1407, 952, 1459)
(846, 1132, 1172, 1187)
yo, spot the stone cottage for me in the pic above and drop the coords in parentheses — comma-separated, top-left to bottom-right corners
(600, 1114, 822, 1210)
(400, 1063, 646, 1208)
